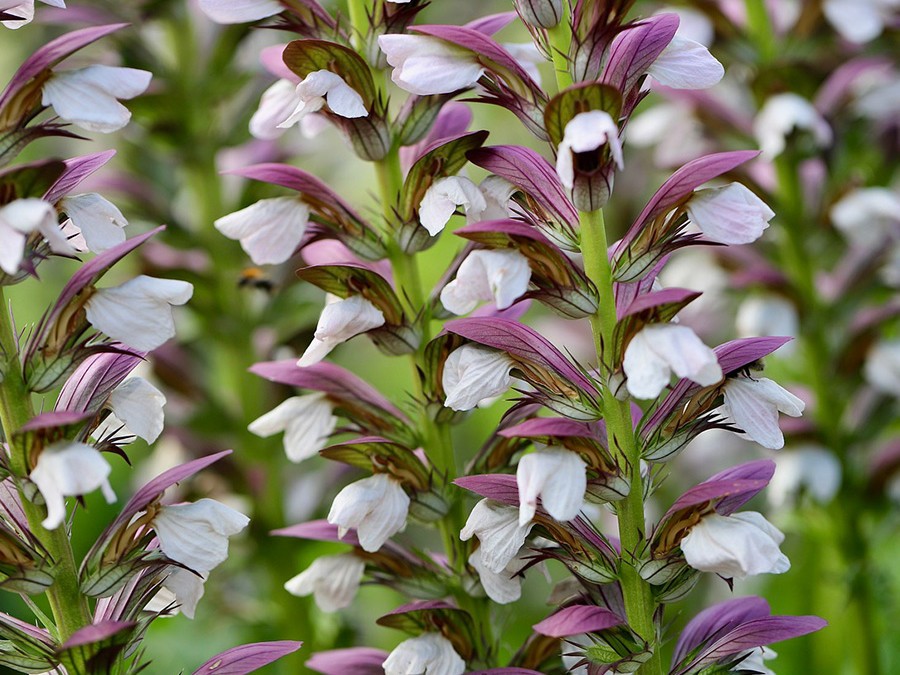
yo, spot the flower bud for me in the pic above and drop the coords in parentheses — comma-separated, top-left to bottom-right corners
(515, 0, 563, 28)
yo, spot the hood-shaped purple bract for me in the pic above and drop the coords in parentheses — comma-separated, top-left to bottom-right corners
(0, 23, 128, 112)
(192, 641, 302, 675)
(621, 151, 760, 247)
(533, 605, 625, 638)
(401, 101, 473, 169)
(444, 317, 597, 393)
(61, 620, 134, 649)
(603, 14, 679, 92)
(465, 11, 518, 35)
(468, 145, 578, 229)
(306, 647, 387, 675)
(44, 150, 116, 203)
(672, 597, 826, 675)
(56, 347, 144, 414)
(662, 460, 775, 521)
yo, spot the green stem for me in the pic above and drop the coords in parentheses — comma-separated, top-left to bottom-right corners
(546, 3, 573, 90)
(0, 290, 91, 641)
(744, 0, 776, 63)
(346, 0, 370, 51)
(579, 210, 662, 674)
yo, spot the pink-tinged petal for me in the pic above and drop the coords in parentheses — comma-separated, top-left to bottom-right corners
(674, 596, 771, 664)
(44, 150, 116, 203)
(603, 14, 680, 92)
(647, 34, 724, 89)
(663, 459, 775, 521)
(42, 66, 152, 133)
(55, 347, 144, 414)
(306, 647, 388, 675)
(196, 0, 282, 24)
(468, 145, 579, 230)
(0, 23, 127, 112)
(620, 151, 759, 248)
(192, 641, 303, 675)
(378, 34, 484, 96)
(533, 605, 625, 637)
(215, 197, 309, 265)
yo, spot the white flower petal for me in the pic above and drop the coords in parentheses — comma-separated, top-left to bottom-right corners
(823, 0, 890, 43)
(378, 34, 484, 96)
(197, 0, 282, 23)
(419, 176, 486, 236)
(153, 499, 249, 574)
(681, 511, 789, 578)
(59, 193, 127, 252)
(30, 441, 115, 530)
(145, 568, 207, 619)
(864, 339, 900, 396)
(42, 65, 152, 133)
(0, 199, 61, 273)
(297, 295, 385, 367)
(215, 197, 310, 266)
(556, 110, 623, 189)
(768, 446, 842, 508)
(108, 376, 166, 443)
(624, 324, 722, 399)
(648, 34, 724, 89)
(687, 183, 775, 245)
(383, 633, 466, 675)
(468, 547, 523, 604)
(440, 249, 531, 315)
(460, 499, 534, 574)
(753, 93, 832, 160)
(829, 187, 900, 248)
(250, 79, 302, 140)
(84, 275, 193, 352)
(442, 344, 514, 411)
(721, 376, 804, 449)
(284, 553, 365, 612)
(327, 473, 409, 552)
(516, 447, 586, 525)
(248, 393, 337, 462)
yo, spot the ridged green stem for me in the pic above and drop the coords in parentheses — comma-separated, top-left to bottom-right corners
(579, 210, 662, 675)
(0, 289, 91, 642)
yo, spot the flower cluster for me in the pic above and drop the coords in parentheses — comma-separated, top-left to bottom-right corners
(0, 16, 298, 674)
(197, 0, 839, 673)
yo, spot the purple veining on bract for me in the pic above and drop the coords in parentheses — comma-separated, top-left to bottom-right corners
(192, 641, 303, 675)
(44, 150, 117, 204)
(603, 14, 679, 93)
(532, 604, 625, 638)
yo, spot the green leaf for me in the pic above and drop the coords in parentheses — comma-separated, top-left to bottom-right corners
(282, 39, 377, 105)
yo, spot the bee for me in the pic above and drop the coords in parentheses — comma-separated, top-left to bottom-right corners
(733, 358, 765, 379)
(238, 267, 275, 293)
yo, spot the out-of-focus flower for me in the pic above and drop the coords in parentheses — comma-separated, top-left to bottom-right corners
(753, 93, 832, 159)
(736, 296, 798, 355)
(153, 498, 250, 574)
(623, 324, 722, 399)
(1, 0, 64, 29)
(442, 344, 515, 411)
(382, 633, 465, 675)
(197, 0, 281, 23)
(42, 66, 152, 133)
(215, 197, 310, 266)
(419, 176, 487, 236)
(378, 34, 484, 95)
(297, 295, 385, 367)
(555, 111, 623, 190)
(647, 34, 724, 89)
(440, 249, 531, 315)
(822, 0, 899, 43)
(248, 393, 337, 462)
(627, 102, 711, 167)
(686, 184, 775, 245)
(720, 376, 805, 450)
(503, 42, 543, 87)
(327, 473, 409, 552)
(284, 553, 365, 612)
(84, 276, 194, 352)
(768, 446, 842, 508)
(829, 187, 900, 249)
(30, 441, 116, 529)
(0, 199, 72, 274)
(468, 547, 523, 604)
(278, 71, 367, 129)
(864, 339, 900, 397)
(100, 377, 167, 444)
(516, 447, 586, 525)
(59, 194, 128, 253)
(680, 511, 790, 578)
(460, 499, 534, 573)
(250, 79, 300, 140)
